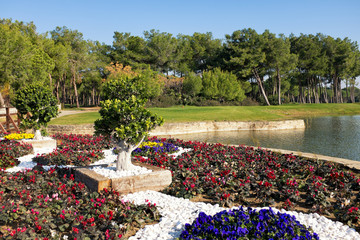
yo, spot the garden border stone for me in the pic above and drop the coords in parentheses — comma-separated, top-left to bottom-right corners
(19, 138, 57, 149)
(74, 161, 172, 194)
(47, 119, 305, 135)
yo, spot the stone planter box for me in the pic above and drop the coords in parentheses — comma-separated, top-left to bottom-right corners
(19, 138, 57, 149)
(74, 161, 172, 194)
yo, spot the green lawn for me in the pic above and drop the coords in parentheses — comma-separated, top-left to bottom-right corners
(48, 103, 360, 125)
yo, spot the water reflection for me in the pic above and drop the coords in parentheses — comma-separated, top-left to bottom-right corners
(160, 115, 360, 161)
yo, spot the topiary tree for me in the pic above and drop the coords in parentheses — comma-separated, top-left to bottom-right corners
(95, 96, 163, 170)
(13, 83, 58, 140)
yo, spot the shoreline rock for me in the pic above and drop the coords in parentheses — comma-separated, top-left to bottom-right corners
(47, 119, 305, 135)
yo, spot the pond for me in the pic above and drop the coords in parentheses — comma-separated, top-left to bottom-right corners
(165, 115, 360, 161)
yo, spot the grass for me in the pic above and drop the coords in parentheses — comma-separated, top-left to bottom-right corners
(48, 103, 360, 125)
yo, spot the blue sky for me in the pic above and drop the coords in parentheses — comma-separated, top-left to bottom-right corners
(1, 0, 360, 45)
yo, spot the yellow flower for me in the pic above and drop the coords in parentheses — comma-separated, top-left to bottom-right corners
(139, 141, 163, 148)
(4, 133, 34, 140)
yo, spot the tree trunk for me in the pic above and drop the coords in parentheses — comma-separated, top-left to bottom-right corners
(307, 80, 311, 103)
(49, 73, 53, 90)
(277, 68, 281, 105)
(346, 79, 349, 103)
(323, 83, 329, 103)
(0, 92, 5, 107)
(33, 129, 43, 140)
(114, 137, 145, 171)
(72, 75, 80, 108)
(338, 80, 343, 103)
(116, 150, 134, 171)
(55, 80, 59, 102)
(62, 74, 66, 105)
(92, 87, 95, 106)
(71, 63, 80, 108)
(333, 73, 339, 103)
(350, 78, 355, 103)
(252, 69, 270, 106)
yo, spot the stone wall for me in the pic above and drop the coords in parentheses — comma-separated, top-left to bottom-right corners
(150, 119, 305, 135)
(47, 124, 95, 135)
(47, 119, 305, 136)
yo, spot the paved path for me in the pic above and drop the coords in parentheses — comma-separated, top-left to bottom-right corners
(57, 110, 89, 118)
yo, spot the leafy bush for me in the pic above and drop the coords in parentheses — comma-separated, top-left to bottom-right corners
(0, 167, 160, 239)
(179, 207, 319, 240)
(12, 83, 58, 136)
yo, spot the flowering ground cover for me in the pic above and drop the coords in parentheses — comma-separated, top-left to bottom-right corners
(52, 133, 111, 151)
(0, 140, 33, 169)
(130, 138, 179, 157)
(134, 138, 360, 231)
(32, 134, 111, 167)
(2, 133, 360, 237)
(179, 207, 319, 239)
(0, 167, 160, 239)
(4, 133, 34, 140)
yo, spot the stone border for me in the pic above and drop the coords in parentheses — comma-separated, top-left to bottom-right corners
(260, 146, 360, 171)
(47, 119, 305, 136)
(150, 119, 305, 135)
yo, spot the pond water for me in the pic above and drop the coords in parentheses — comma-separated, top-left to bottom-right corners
(164, 115, 360, 161)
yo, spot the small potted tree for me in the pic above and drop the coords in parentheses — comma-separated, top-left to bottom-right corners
(94, 73, 164, 171)
(13, 83, 58, 140)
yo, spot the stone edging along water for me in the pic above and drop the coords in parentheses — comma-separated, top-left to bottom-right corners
(260, 146, 360, 171)
(47, 119, 305, 135)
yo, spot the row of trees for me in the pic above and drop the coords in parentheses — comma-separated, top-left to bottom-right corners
(1, 18, 360, 107)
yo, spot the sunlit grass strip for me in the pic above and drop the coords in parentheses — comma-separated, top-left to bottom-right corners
(48, 103, 360, 125)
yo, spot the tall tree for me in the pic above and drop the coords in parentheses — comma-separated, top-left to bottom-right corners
(50, 26, 89, 108)
(111, 32, 147, 68)
(323, 36, 355, 103)
(0, 19, 54, 105)
(224, 28, 270, 105)
(263, 32, 297, 104)
(188, 32, 222, 73)
(290, 34, 327, 103)
(144, 29, 178, 75)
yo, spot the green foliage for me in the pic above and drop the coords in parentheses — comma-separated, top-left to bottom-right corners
(102, 76, 146, 101)
(138, 67, 163, 99)
(13, 83, 58, 130)
(102, 67, 163, 101)
(94, 96, 164, 145)
(201, 70, 219, 99)
(182, 72, 202, 96)
(201, 68, 246, 101)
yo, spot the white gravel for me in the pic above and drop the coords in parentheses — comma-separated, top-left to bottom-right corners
(4, 145, 360, 239)
(123, 190, 360, 240)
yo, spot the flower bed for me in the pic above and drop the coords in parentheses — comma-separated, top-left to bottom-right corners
(33, 148, 104, 166)
(0, 140, 33, 169)
(52, 133, 111, 151)
(3, 133, 360, 236)
(0, 167, 160, 239)
(133, 138, 360, 231)
(130, 137, 179, 157)
(180, 206, 319, 239)
(30, 134, 111, 167)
